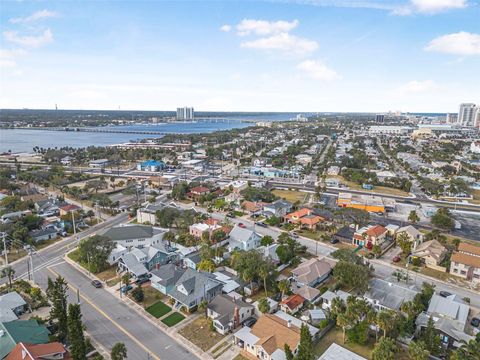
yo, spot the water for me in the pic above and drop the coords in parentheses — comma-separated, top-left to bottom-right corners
(0, 121, 254, 153)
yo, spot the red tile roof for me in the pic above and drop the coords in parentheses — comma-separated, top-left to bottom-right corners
(365, 225, 387, 237)
(280, 294, 305, 311)
(6, 342, 71, 360)
(190, 186, 210, 194)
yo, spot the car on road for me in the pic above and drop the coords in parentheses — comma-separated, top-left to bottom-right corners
(226, 212, 236, 218)
(439, 291, 452, 298)
(255, 222, 267, 228)
(238, 223, 246, 228)
(243, 317, 257, 327)
(330, 238, 339, 244)
(392, 256, 401, 263)
(91, 280, 102, 288)
(289, 232, 299, 239)
(470, 317, 480, 328)
(120, 284, 133, 294)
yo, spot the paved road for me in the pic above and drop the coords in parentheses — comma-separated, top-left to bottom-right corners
(1, 212, 197, 360)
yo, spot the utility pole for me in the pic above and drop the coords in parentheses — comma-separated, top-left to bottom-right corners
(2, 232, 7, 266)
(29, 252, 35, 284)
(71, 211, 76, 236)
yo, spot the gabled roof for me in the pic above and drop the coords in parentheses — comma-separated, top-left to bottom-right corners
(207, 294, 252, 316)
(365, 225, 387, 237)
(169, 268, 223, 306)
(250, 314, 301, 355)
(0, 320, 50, 359)
(280, 294, 305, 311)
(6, 342, 72, 360)
(319, 343, 367, 360)
(451, 252, 480, 268)
(365, 279, 418, 311)
(149, 264, 184, 287)
(458, 242, 480, 256)
(397, 225, 422, 239)
(411, 240, 447, 262)
(291, 258, 332, 285)
(229, 226, 259, 243)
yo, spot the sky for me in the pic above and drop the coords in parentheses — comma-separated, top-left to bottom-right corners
(0, 0, 479, 113)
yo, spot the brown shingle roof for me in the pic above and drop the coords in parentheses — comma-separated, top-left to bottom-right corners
(458, 242, 480, 256)
(280, 294, 305, 311)
(251, 314, 301, 355)
(451, 252, 480, 268)
(365, 225, 387, 237)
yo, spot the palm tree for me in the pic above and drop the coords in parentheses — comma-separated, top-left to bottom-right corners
(259, 264, 271, 297)
(376, 310, 395, 338)
(336, 313, 349, 344)
(278, 279, 290, 299)
(1, 266, 15, 288)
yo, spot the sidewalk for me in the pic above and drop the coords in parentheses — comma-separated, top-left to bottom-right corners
(64, 254, 213, 360)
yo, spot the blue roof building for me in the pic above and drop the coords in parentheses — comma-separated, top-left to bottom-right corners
(137, 160, 165, 172)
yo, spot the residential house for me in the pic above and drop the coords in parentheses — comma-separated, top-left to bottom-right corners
(213, 268, 243, 294)
(149, 263, 184, 295)
(292, 285, 321, 304)
(285, 208, 324, 230)
(168, 268, 223, 311)
(364, 278, 418, 312)
(207, 294, 254, 335)
(233, 313, 311, 360)
(319, 343, 367, 360)
(102, 225, 166, 249)
(280, 294, 305, 314)
(226, 180, 248, 193)
(189, 186, 210, 200)
(228, 226, 261, 252)
(136, 203, 164, 224)
(353, 225, 388, 247)
(450, 243, 480, 284)
(0, 320, 50, 359)
(305, 309, 327, 326)
(396, 225, 424, 250)
(6, 342, 71, 360)
(59, 204, 81, 216)
(291, 258, 332, 288)
(252, 298, 278, 316)
(332, 226, 355, 244)
(258, 243, 280, 264)
(35, 199, 65, 217)
(0, 292, 28, 323)
(1, 211, 32, 224)
(28, 228, 57, 243)
(189, 220, 221, 238)
(319, 290, 351, 311)
(241, 201, 264, 214)
(183, 251, 202, 270)
(262, 200, 292, 218)
(411, 240, 447, 268)
(416, 294, 473, 349)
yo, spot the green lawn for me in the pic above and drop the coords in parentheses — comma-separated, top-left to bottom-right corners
(146, 301, 171, 318)
(161, 312, 185, 327)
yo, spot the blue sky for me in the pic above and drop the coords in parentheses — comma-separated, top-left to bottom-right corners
(1, 0, 479, 112)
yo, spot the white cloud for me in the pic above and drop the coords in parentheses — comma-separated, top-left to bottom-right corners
(411, 0, 466, 13)
(241, 32, 318, 54)
(297, 59, 339, 80)
(0, 49, 27, 68)
(3, 29, 53, 48)
(425, 32, 480, 56)
(397, 80, 440, 93)
(10, 9, 59, 24)
(220, 24, 232, 32)
(236, 19, 299, 36)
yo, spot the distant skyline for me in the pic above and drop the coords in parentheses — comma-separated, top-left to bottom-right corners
(1, 0, 479, 113)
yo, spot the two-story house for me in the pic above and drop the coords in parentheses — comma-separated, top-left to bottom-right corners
(102, 225, 166, 249)
(450, 243, 480, 284)
(207, 294, 254, 334)
(262, 200, 292, 218)
(228, 226, 261, 252)
(353, 225, 388, 247)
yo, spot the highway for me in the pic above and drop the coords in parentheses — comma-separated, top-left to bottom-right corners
(1, 212, 198, 360)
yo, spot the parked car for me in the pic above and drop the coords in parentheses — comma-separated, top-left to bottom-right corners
(243, 317, 257, 327)
(439, 291, 452, 298)
(470, 317, 480, 328)
(330, 238, 339, 244)
(91, 280, 102, 288)
(289, 232, 299, 239)
(392, 256, 401, 263)
(255, 222, 267, 228)
(226, 212, 235, 218)
(238, 223, 246, 228)
(120, 285, 133, 294)
(136, 277, 150, 285)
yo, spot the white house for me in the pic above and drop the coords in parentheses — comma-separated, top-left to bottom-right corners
(228, 226, 261, 252)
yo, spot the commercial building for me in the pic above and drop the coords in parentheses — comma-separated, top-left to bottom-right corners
(136, 160, 165, 172)
(458, 103, 477, 127)
(337, 193, 396, 213)
(368, 126, 413, 135)
(176, 107, 194, 120)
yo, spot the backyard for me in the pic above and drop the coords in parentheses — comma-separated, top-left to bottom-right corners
(178, 317, 226, 351)
(272, 189, 308, 203)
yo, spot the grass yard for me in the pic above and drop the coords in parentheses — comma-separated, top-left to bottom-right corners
(314, 327, 374, 359)
(142, 286, 166, 308)
(146, 301, 171, 318)
(178, 317, 226, 351)
(233, 355, 250, 360)
(272, 189, 308, 203)
(95, 266, 118, 282)
(161, 312, 185, 327)
(328, 175, 410, 197)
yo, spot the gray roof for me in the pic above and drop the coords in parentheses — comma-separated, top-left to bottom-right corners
(169, 268, 223, 306)
(149, 264, 184, 288)
(28, 228, 57, 238)
(103, 225, 162, 241)
(264, 200, 291, 210)
(0, 292, 27, 322)
(229, 226, 259, 244)
(318, 343, 366, 360)
(426, 294, 470, 327)
(119, 253, 148, 277)
(208, 294, 252, 317)
(364, 278, 418, 311)
(185, 251, 202, 265)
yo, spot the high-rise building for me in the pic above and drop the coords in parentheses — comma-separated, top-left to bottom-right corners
(445, 113, 458, 124)
(375, 114, 385, 123)
(475, 108, 480, 128)
(458, 103, 477, 127)
(176, 107, 194, 120)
